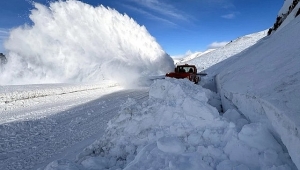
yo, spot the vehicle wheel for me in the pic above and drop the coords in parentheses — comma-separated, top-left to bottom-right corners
(194, 77, 199, 84)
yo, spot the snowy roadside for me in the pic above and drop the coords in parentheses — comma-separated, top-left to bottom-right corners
(0, 81, 118, 110)
(45, 78, 295, 170)
(0, 83, 149, 170)
(0, 82, 123, 125)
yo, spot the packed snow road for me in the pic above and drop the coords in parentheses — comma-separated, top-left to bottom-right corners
(0, 83, 149, 170)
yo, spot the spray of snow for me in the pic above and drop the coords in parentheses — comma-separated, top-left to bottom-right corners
(1, 0, 174, 86)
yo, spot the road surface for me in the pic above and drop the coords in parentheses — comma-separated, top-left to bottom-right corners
(0, 85, 148, 170)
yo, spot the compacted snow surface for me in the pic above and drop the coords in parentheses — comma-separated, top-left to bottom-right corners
(44, 79, 295, 170)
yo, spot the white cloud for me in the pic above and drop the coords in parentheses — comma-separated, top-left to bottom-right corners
(221, 11, 240, 19)
(128, 0, 189, 21)
(208, 41, 229, 49)
(222, 13, 236, 19)
(122, 4, 177, 26)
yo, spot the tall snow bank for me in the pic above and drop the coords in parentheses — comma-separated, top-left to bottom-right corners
(45, 79, 294, 170)
(0, 0, 174, 86)
(216, 16, 300, 168)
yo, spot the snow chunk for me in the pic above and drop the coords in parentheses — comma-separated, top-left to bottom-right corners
(81, 156, 110, 169)
(44, 159, 83, 170)
(182, 97, 219, 121)
(217, 160, 250, 170)
(157, 136, 185, 154)
(224, 137, 261, 168)
(224, 123, 289, 169)
(223, 109, 249, 131)
(238, 123, 282, 153)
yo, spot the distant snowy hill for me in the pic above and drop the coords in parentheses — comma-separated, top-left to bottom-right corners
(179, 30, 267, 71)
(0, 0, 174, 86)
(176, 49, 215, 64)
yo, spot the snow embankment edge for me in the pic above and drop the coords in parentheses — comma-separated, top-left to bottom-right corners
(216, 75, 300, 169)
(0, 82, 119, 105)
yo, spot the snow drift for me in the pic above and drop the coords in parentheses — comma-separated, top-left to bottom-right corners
(0, 0, 174, 86)
(45, 79, 295, 170)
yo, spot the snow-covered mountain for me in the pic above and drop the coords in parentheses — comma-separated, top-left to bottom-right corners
(178, 30, 267, 71)
(174, 49, 216, 64)
(268, 0, 300, 35)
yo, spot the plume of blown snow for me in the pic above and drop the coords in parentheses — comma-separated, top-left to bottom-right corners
(1, 0, 174, 86)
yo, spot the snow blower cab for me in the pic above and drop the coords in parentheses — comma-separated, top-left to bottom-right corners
(166, 64, 200, 84)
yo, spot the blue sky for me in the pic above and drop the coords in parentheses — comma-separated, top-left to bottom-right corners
(0, 0, 283, 56)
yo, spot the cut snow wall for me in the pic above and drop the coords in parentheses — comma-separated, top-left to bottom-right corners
(215, 16, 300, 169)
(216, 75, 273, 132)
(216, 78, 300, 169)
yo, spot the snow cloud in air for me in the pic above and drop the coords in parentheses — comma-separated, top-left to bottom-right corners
(1, 0, 174, 86)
